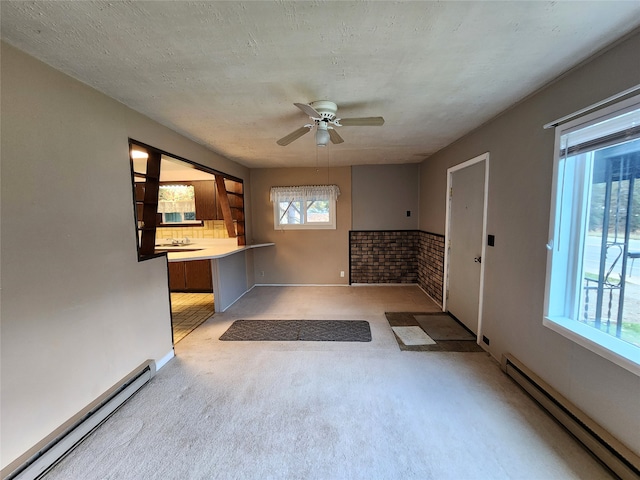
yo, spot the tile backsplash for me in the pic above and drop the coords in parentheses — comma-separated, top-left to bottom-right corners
(156, 220, 232, 241)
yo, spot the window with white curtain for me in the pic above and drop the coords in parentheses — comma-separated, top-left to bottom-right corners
(270, 185, 340, 230)
(158, 185, 197, 223)
(544, 93, 640, 374)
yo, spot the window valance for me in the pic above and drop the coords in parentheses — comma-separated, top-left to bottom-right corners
(158, 185, 196, 214)
(269, 185, 341, 203)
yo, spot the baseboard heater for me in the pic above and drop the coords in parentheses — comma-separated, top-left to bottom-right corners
(2, 360, 156, 480)
(501, 354, 639, 480)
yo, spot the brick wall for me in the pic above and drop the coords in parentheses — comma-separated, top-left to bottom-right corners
(416, 231, 445, 305)
(349, 230, 444, 306)
(349, 231, 418, 284)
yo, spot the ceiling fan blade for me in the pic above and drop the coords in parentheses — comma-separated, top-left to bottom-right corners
(294, 102, 321, 118)
(328, 128, 344, 144)
(276, 126, 312, 146)
(338, 116, 385, 126)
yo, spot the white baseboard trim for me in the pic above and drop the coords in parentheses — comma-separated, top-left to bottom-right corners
(253, 283, 349, 287)
(218, 284, 256, 312)
(155, 349, 175, 370)
(416, 284, 444, 309)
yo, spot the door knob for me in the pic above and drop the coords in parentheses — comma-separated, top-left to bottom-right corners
(474, 256, 482, 263)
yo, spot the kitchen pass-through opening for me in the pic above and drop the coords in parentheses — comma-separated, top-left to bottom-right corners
(128, 139, 245, 344)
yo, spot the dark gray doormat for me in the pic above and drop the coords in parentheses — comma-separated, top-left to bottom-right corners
(414, 314, 476, 340)
(385, 312, 484, 352)
(220, 320, 372, 342)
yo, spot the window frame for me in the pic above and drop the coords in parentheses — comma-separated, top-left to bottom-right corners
(271, 185, 339, 230)
(543, 94, 640, 376)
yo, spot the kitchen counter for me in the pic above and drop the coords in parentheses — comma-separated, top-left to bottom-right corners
(156, 238, 274, 312)
(155, 238, 274, 262)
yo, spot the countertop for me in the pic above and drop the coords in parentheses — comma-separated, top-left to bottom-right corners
(155, 238, 274, 262)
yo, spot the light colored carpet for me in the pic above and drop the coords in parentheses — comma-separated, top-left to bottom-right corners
(43, 286, 613, 480)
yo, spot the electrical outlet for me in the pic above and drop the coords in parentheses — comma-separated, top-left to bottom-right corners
(260, 271, 265, 277)
(482, 335, 490, 345)
(340, 271, 345, 278)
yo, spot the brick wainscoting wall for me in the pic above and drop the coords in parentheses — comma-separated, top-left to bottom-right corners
(416, 231, 445, 305)
(349, 230, 445, 305)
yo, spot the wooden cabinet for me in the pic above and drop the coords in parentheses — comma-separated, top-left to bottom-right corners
(192, 181, 217, 220)
(168, 260, 213, 292)
(168, 262, 187, 291)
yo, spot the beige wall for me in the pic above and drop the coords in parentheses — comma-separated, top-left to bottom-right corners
(251, 167, 351, 285)
(419, 31, 640, 453)
(352, 164, 420, 231)
(0, 42, 250, 468)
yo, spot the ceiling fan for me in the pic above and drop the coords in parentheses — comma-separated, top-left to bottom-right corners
(277, 100, 384, 147)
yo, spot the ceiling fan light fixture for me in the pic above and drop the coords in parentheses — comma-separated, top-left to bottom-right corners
(316, 122, 330, 146)
(131, 148, 149, 159)
(277, 100, 384, 147)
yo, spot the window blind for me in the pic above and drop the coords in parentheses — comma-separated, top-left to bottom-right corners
(559, 100, 640, 156)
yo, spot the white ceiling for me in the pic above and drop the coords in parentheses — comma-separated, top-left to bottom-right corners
(3, 1, 640, 169)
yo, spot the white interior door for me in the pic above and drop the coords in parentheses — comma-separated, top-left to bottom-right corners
(445, 155, 488, 335)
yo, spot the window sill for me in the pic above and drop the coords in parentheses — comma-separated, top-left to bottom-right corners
(543, 316, 640, 376)
(158, 221, 204, 227)
(275, 224, 336, 230)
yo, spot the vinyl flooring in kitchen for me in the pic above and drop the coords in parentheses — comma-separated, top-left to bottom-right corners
(170, 292, 215, 343)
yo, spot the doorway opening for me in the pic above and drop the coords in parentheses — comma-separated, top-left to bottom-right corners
(170, 293, 215, 343)
(168, 258, 215, 344)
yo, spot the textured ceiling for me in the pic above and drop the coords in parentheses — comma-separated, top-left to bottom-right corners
(2, 1, 640, 169)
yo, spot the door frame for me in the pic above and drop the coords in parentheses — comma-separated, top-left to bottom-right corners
(443, 152, 490, 345)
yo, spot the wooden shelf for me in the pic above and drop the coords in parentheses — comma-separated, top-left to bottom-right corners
(136, 149, 162, 258)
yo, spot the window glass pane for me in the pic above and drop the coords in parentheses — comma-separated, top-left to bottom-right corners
(576, 138, 640, 347)
(184, 211, 196, 221)
(306, 199, 330, 223)
(164, 212, 182, 223)
(271, 186, 338, 230)
(278, 200, 302, 224)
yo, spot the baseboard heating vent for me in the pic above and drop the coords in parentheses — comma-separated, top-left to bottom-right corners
(501, 354, 639, 480)
(2, 360, 156, 480)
